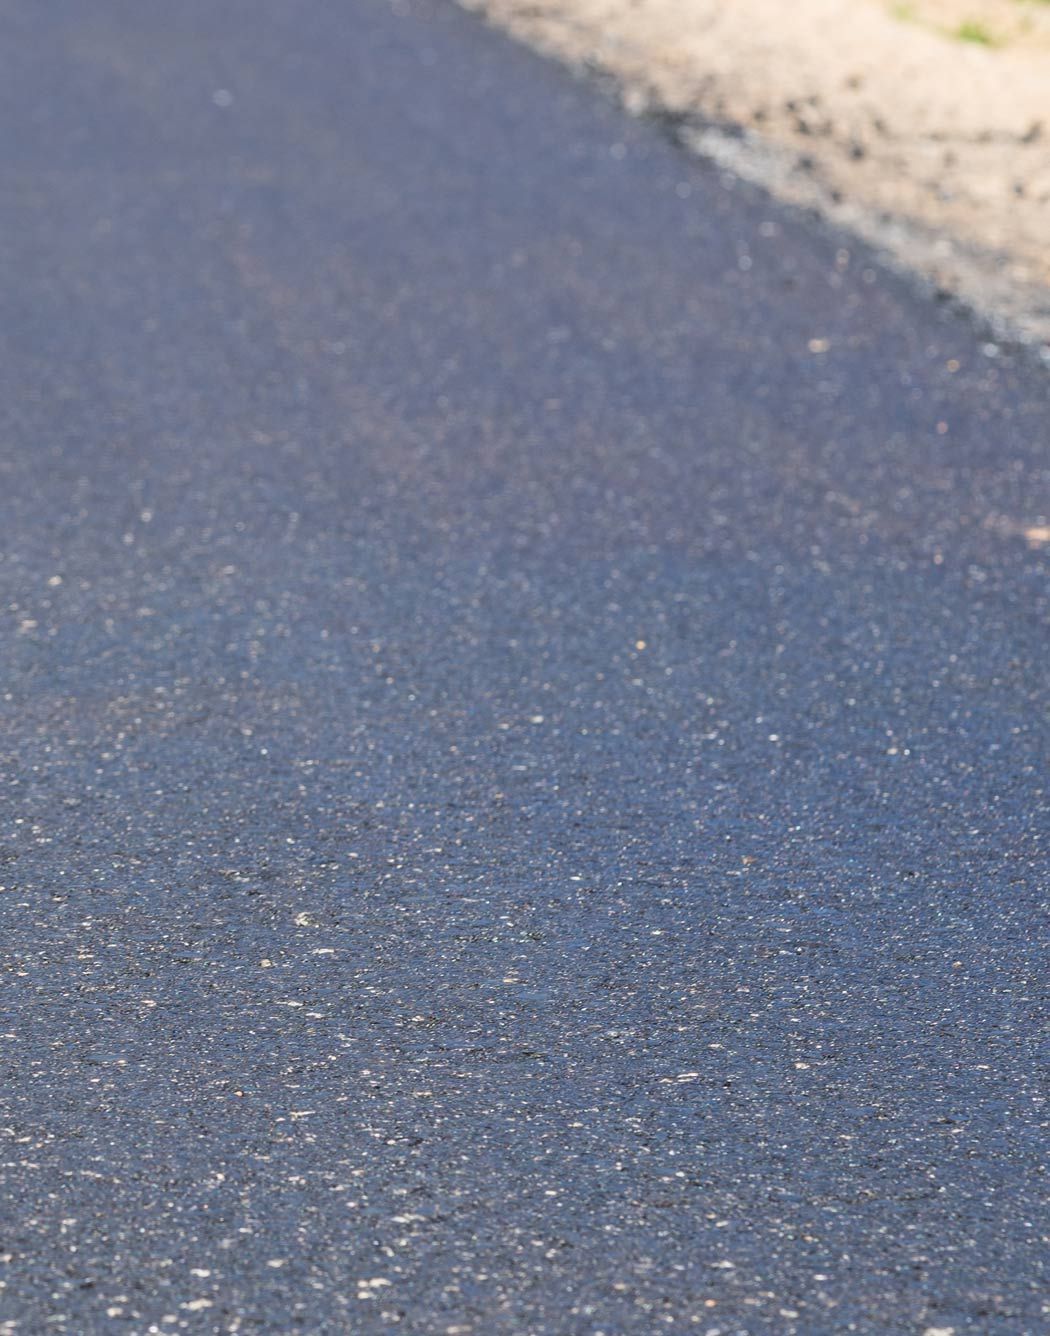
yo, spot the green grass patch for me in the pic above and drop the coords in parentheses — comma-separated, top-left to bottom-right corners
(955, 19, 997, 43)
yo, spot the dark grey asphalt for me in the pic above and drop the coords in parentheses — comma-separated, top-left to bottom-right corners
(1, 1, 1047, 1332)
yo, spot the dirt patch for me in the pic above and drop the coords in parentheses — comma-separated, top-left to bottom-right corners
(460, 0, 1050, 347)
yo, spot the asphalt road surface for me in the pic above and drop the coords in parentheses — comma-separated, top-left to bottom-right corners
(1, 1, 1047, 1332)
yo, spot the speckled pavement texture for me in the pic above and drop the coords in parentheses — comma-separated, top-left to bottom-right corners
(0, 1, 1046, 1333)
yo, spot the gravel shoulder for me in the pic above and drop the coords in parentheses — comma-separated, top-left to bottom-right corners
(459, 0, 1050, 347)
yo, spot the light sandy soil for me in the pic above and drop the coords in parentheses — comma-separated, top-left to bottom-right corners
(460, 0, 1050, 346)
